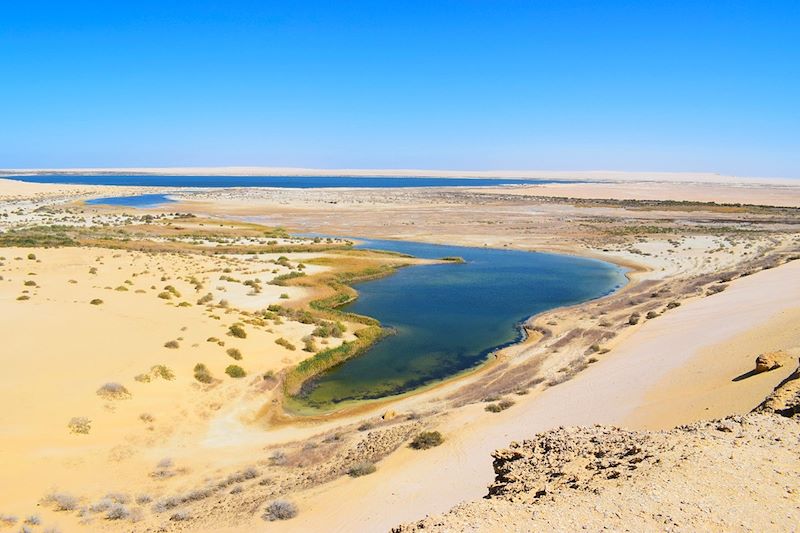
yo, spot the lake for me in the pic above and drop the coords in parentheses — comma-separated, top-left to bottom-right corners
(9, 175, 576, 188)
(85, 193, 177, 207)
(296, 239, 627, 409)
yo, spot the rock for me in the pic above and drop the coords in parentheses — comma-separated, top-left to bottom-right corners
(382, 409, 397, 421)
(755, 352, 783, 373)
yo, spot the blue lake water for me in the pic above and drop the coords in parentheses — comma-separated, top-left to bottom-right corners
(9, 175, 576, 188)
(297, 239, 627, 409)
(85, 193, 177, 207)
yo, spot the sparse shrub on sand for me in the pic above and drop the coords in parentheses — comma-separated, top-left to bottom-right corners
(151, 364, 175, 380)
(628, 312, 641, 325)
(96, 382, 131, 400)
(197, 293, 213, 305)
(193, 363, 213, 383)
(135, 494, 152, 505)
(302, 335, 317, 352)
(170, 510, 192, 521)
(225, 364, 246, 378)
(228, 324, 247, 338)
(280, 292, 289, 299)
(87, 298, 103, 305)
(347, 461, 377, 477)
(68, 417, 91, 435)
(27, 253, 36, 260)
(226, 347, 243, 360)
(275, 337, 296, 351)
(42, 492, 79, 511)
(164, 340, 179, 349)
(16, 295, 30, 301)
(262, 500, 298, 521)
(666, 301, 681, 309)
(0, 514, 17, 527)
(646, 310, 660, 319)
(410, 431, 443, 450)
(206, 336, 220, 343)
(24, 280, 36, 286)
(105, 503, 130, 520)
(157, 291, 172, 300)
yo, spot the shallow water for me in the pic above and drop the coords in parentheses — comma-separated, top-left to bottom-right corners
(85, 193, 176, 207)
(298, 239, 627, 409)
(11, 175, 576, 188)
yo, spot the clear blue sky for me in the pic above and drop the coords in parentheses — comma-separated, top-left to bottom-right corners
(1, 1, 798, 176)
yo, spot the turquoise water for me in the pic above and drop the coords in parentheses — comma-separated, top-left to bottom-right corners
(298, 239, 627, 409)
(86, 193, 176, 207)
(11, 175, 577, 188)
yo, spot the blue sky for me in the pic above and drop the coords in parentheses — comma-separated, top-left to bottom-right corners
(1, 1, 798, 176)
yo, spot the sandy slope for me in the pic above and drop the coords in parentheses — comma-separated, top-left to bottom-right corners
(258, 260, 800, 533)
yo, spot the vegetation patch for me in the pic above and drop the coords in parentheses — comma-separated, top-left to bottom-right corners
(410, 431, 444, 450)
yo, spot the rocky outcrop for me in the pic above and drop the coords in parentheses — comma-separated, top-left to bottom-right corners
(755, 357, 800, 417)
(755, 351, 784, 373)
(395, 401, 800, 532)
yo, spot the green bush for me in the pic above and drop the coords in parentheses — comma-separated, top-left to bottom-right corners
(164, 340, 179, 349)
(226, 348, 243, 360)
(347, 461, 377, 477)
(275, 338, 296, 351)
(409, 431, 443, 450)
(228, 324, 247, 338)
(193, 363, 213, 383)
(225, 364, 246, 378)
(90, 298, 103, 305)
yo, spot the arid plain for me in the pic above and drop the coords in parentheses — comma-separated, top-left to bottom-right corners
(1, 174, 799, 532)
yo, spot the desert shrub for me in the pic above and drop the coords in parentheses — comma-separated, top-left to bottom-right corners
(96, 382, 131, 400)
(151, 364, 175, 380)
(42, 492, 79, 511)
(275, 338, 296, 351)
(157, 291, 172, 300)
(409, 431, 443, 450)
(170, 511, 192, 521)
(347, 461, 377, 477)
(357, 421, 374, 431)
(228, 324, 247, 338)
(485, 403, 502, 413)
(24, 515, 41, 525)
(89, 267, 98, 274)
(0, 515, 17, 526)
(628, 312, 641, 325)
(178, 301, 192, 307)
(206, 336, 220, 343)
(105, 503, 130, 520)
(134, 372, 151, 383)
(646, 310, 659, 319)
(498, 398, 515, 410)
(225, 364, 246, 378)
(164, 340, 179, 349)
(279, 293, 289, 299)
(302, 335, 317, 353)
(68, 417, 91, 434)
(27, 253, 36, 260)
(17, 295, 30, 301)
(226, 348, 243, 360)
(139, 413, 155, 423)
(269, 450, 287, 465)
(88, 298, 103, 305)
(135, 494, 152, 505)
(115, 285, 128, 291)
(24, 280, 36, 286)
(163, 285, 181, 297)
(197, 293, 213, 305)
(262, 500, 298, 521)
(194, 363, 213, 383)
(666, 301, 681, 309)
